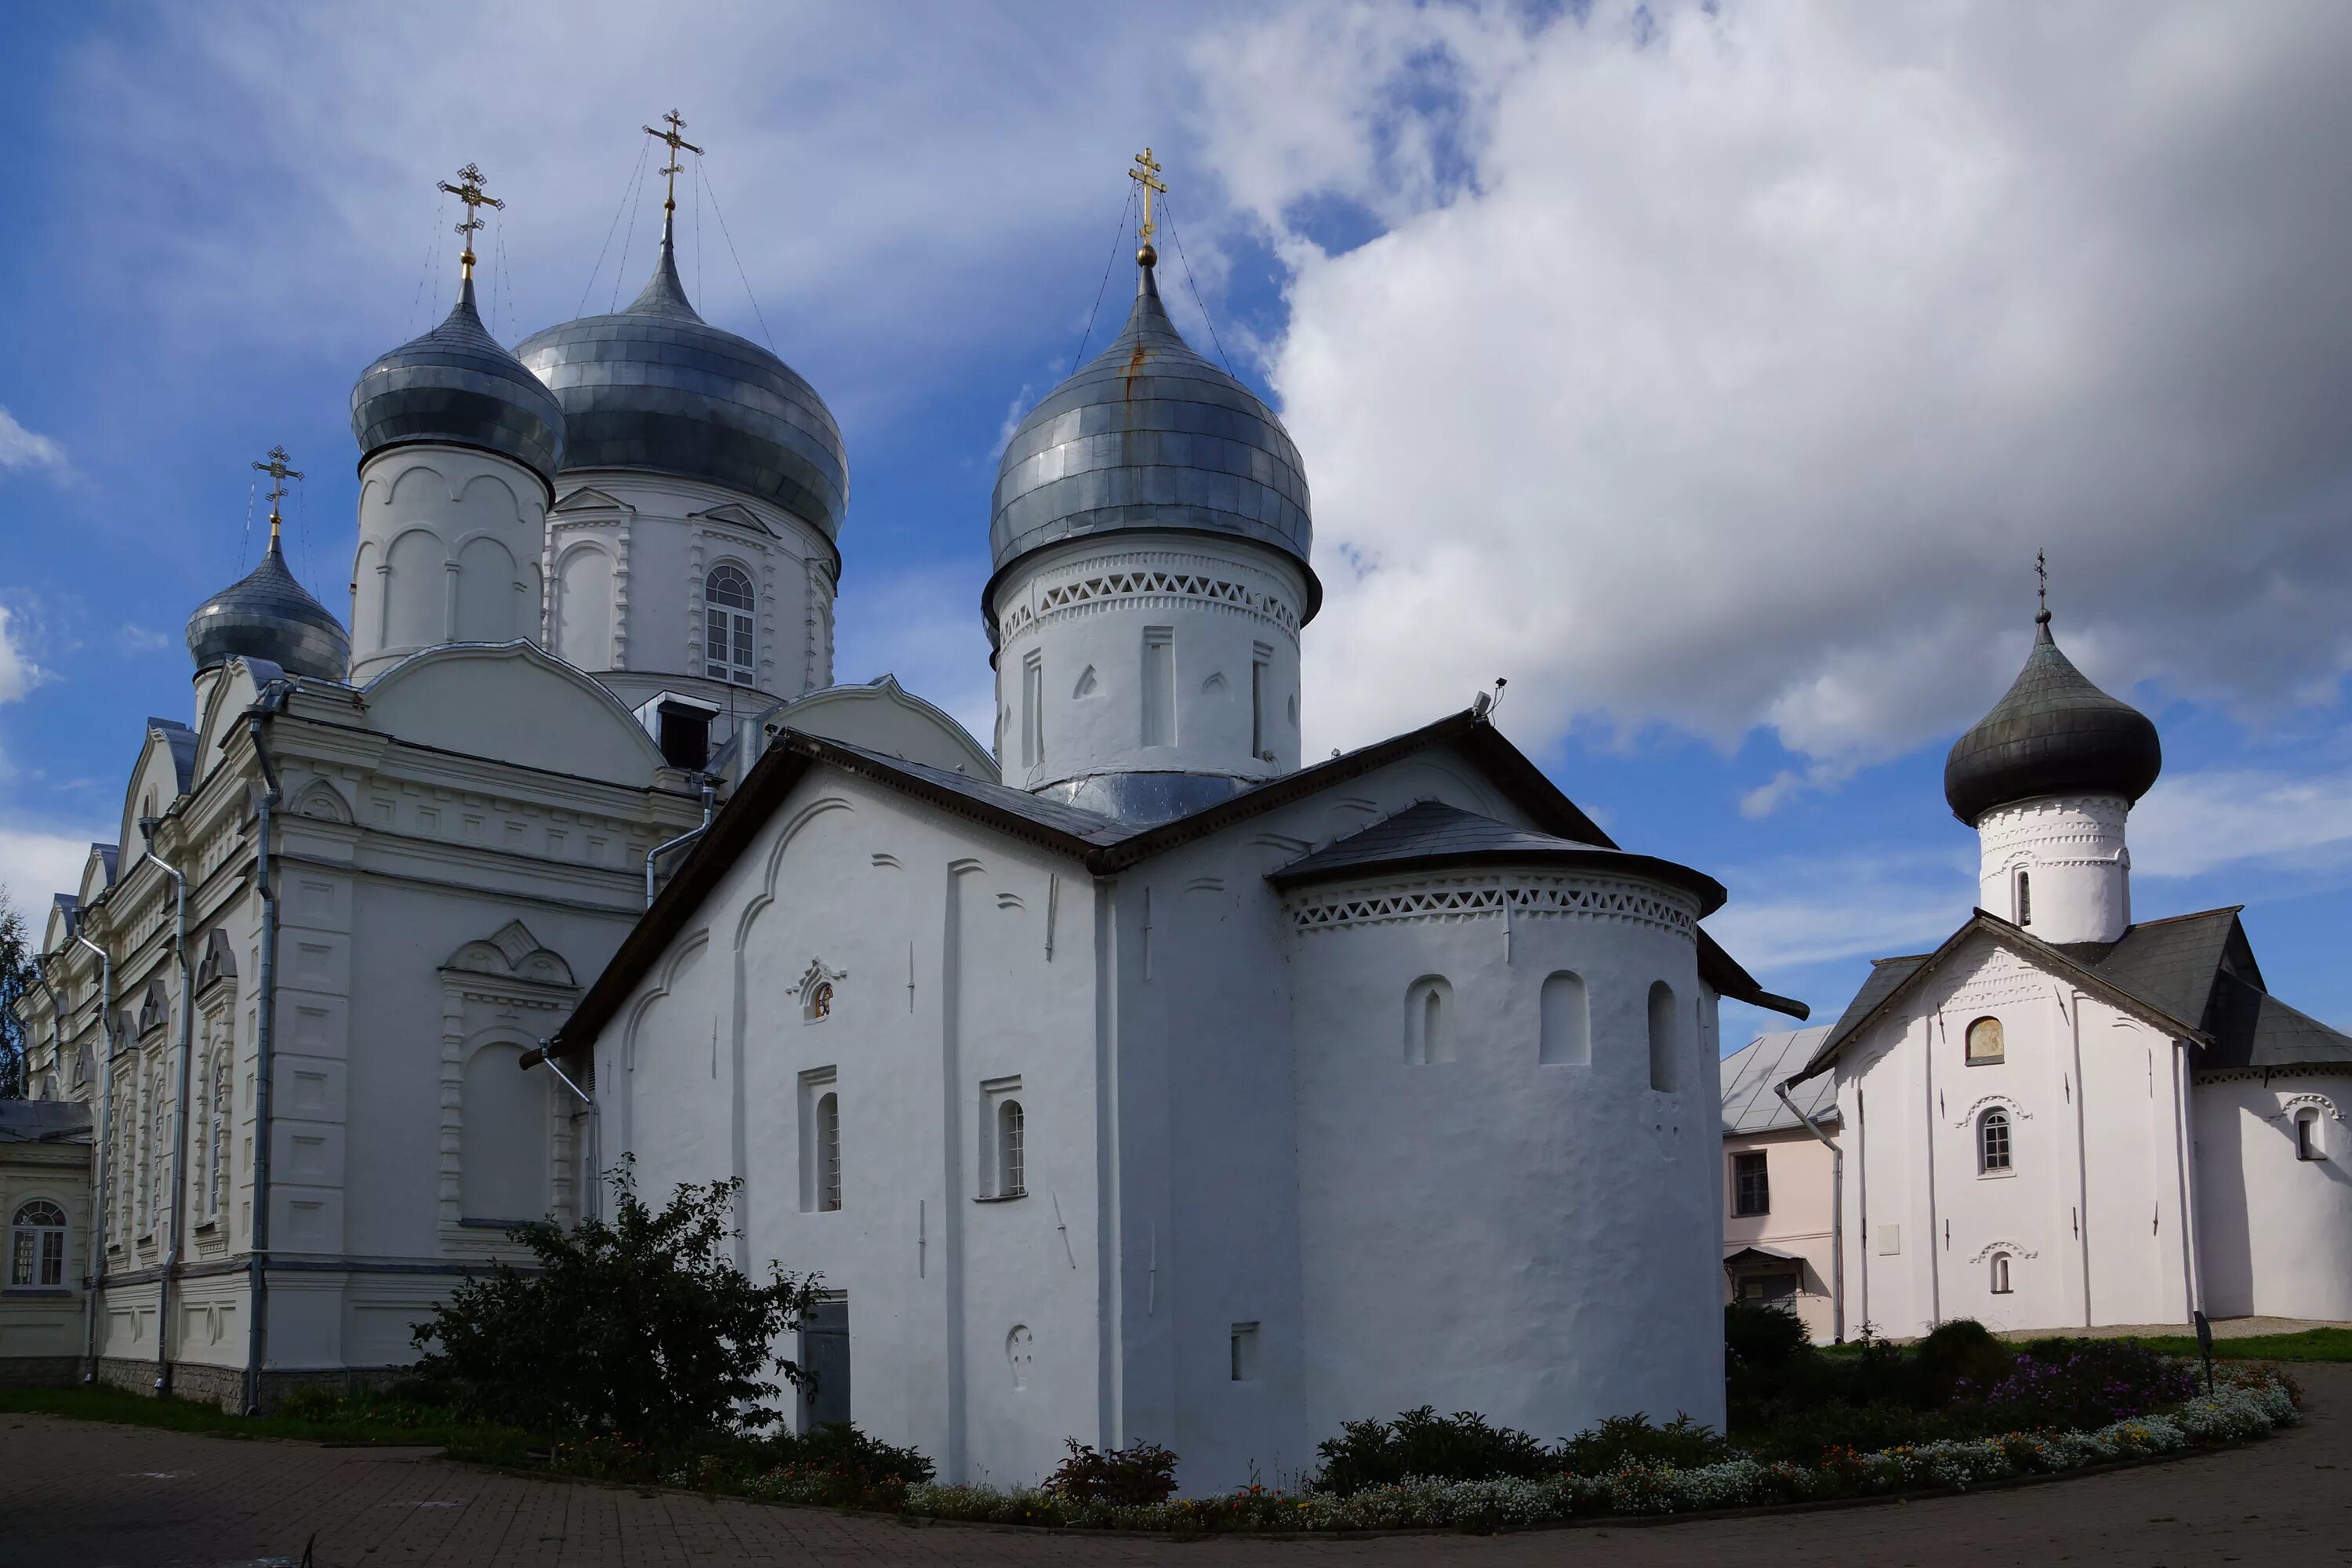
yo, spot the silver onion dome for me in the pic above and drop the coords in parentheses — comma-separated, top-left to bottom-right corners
(350, 275, 565, 492)
(985, 254, 1316, 643)
(185, 534, 350, 682)
(514, 220, 848, 542)
(1944, 610, 2161, 826)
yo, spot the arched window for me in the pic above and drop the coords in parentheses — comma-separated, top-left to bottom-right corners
(2014, 869, 2031, 927)
(1404, 976, 1454, 1064)
(10, 1200, 67, 1287)
(1990, 1251, 2013, 1294)
(1965, 1016, 2005, 1066)
(996, 1098, 1026, 1199)
(804, 981, 833, 1022)
(1538, 971, 1590, 1065)
(2296, 1108, 2325, 1162)
(816, 1091, 843, 1212)
(1647, 980, 1679, 1092)
(703, 564, 757, 685)
(1980, 1109, 2013, 1173)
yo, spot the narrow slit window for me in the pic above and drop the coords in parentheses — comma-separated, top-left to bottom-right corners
(1250, 644, 1272, 760)
(2296, 1108, 2324, 1161)
(2015, 869, 2031, 927)
(1404, 977, 1454, 1064)
(1021, 651, 1044, 768)
(817, 1091, 843, 1211)
(1991, 1251, 2013, 1294)
(1647, 981, 1679, 1092)
(1229, 1322, 1261, 1381)
(997, 1098, 1025, 1197)
(1142, 628, 1174, 747)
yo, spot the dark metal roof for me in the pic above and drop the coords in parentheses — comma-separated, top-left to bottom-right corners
(0, 1101, 93, 1142)
(1267, 799, 1728, 916)
(350, 275, 564, 489)
(184, 537, 350, 682)
(517, 223, 848, 542)
(985, 259, 1317, 640)
(1944, 615, 2161, 825)
(2203, 974, 2352, 1071)
(550, 710, 1805, 1055)
(1722, 1027, 1837, 1134)
(2053, 908, 2250, 1029)
(148, 717, 201, 794)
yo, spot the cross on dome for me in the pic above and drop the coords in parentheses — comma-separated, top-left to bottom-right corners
(250, 444, 302, 546)
(437, 162, 504, 281)
(644, 109, 704, 218)
(1130, 147, 1166, 263)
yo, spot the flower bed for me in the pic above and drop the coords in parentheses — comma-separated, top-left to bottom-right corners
(884, 1365, 2296, 1535)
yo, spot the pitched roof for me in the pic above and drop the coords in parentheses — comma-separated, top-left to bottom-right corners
(1798, 904, 2352, 1082)
(1721, 1026, 1836, 1134)
(550, 710, 1803, 1054)
(1267, 800, 1727, 915)
(0, 1102, 93, 1142)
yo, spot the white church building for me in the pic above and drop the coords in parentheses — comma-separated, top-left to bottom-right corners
(7, 150, 1809, 1487)
(1777, 602, 2352, 1339)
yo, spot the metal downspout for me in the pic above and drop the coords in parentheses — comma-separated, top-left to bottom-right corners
(243, 712, 282, 1416)
(1776, 1080, 1846, 1343)
(644, 777, 716, 906)
(521, 1045, 600, 1225)
(70, 926, 113, 1382)
(136, 816, 193, 1396)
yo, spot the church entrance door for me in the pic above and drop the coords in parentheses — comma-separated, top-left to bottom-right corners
(799, 1295, 851, 1428)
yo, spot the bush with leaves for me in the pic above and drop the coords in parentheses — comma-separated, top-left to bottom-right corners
(1313, 1406, 1556, 1494)
(1558, 1412, 1730, 1472)
(1724, 1300, 1812, 1371)
(1044, 1438, 1181, 1505)
(410, 1163, 820, 1449)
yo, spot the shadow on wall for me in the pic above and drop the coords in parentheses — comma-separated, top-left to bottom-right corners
(2199, 1105, 2252, 1319)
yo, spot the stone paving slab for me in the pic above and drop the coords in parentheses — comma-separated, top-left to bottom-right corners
(7, 1364, 2347, 1567)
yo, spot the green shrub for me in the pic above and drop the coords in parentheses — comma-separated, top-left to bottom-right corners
(1912, 1319, 2013, 1403)
(1044, 1438, 1180, 1505)
(1558, 1412, 1730, 1473)
(1312, 1406, 1555, 1494)
(1725, 1300, 1812, 1370)
(409, 1162, 822, 1449)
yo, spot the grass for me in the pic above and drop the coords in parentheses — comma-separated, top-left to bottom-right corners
(0, 1385, 536, 1461)
(2114, 1327, 2352, 1363)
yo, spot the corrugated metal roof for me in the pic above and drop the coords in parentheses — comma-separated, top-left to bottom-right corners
(1722, 1026, 1835, 1134)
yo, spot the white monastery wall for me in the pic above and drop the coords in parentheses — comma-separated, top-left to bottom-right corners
(990, 533, 1308, 792)
(543, 472, 837, 717)
(1974, 794, 2131, 946)
(1837, 937, 2195, 1336)
(2193, 1074, 2352, 1320)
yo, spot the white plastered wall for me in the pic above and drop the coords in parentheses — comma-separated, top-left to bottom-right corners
(2192, 1073, 2352, 1320)
(350, 448, 550, 684)
(1976, 794, 2132, 946)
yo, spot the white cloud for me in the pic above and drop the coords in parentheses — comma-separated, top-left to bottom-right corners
(1706, 847, 1972, 973)
(831, 565, 998, 753)
(0, 827, 101, 916)
(0, 606, 45, 706)
(2132, 766, 2352, 882)
(1201, 2, 2352, 769)
(0, 408, 65, 474)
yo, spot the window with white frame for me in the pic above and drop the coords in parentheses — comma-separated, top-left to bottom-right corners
(1990, 1250, 2013, 1294)
(9, 1200, 67, 1287)
(800, 1067, 843, 1214)
(2296, 1108, 2325, 1162)
(703, 564, 757, 685)
(980, 1076, 1025, 1199)
(1980, 1109, 2013, 1173)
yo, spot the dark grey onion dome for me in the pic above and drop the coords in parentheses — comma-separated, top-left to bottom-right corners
(1944, 612, 2161, 825)
(350, 276, 564, 492)
(985, 257, 1317, 642)
(185, 535, 350, 681)
(514, 223, 848, 542)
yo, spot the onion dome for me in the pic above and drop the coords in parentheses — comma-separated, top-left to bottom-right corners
(515, 218, 848, 541)
(985, 252, 1317, 641)
(1944, 610, 2161, 825)
(350, 275, 564, 492)
(185, 532, 350, 682)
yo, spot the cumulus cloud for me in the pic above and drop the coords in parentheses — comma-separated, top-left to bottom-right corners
(2132, 765, 2352, 882)
(0, 606, 45, 707)
(1706, 847, 1973, 974)
(0, 408, 65, 474)
(1199, 2, 2352, 776)
(0, 829, 97, 917)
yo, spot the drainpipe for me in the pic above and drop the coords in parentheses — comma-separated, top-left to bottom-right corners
(243, 712, 282, 1417)
(1776, 1080, 1846, 1344)
(136, 815, 194, 1397)
(521, 1044, 599, 1224)
(70, 924, 114, 1383)
(643, 775, 716, 906)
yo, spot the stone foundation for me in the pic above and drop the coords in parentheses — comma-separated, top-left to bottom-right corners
(89, 1357, 413, 1411)
(0, 1356, 83, 1388)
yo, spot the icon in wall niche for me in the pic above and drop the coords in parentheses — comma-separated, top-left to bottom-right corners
(793, 958, 846, 1022)
(1007, 1324, 1034, 1390)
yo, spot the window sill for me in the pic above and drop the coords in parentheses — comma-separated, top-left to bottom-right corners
(1978, 1168, 2016, 1180)
(2, 1287, 74, 1298)
(1965, 1058, 2005, 1068)
(974, 1192, 1028, 1204)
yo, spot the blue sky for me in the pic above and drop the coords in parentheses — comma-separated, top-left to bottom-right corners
(8, 2, 2352, 1048)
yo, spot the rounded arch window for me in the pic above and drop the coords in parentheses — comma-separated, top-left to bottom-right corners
(805, 981, 833, 1022)
(9, 1200, 67, 1288)
(996, 1098, 1026, 1198)
(1979, 1108, 2013, 1173)
(1647, 980, 1679, 1092)
(1404, 976, 1454, 1065)
(1965, 1016, 2005, 1065)
(1990, 1250, 2013, 1294)
(704, 563, 757, 685)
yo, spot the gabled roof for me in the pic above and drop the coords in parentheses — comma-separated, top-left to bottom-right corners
(1722, 1027, 1836, 1134)
(0, 1102, 93, 1142)
(150, 717, 198, 795)
(550, 709, 1803, 1054)
(1267, 799, 1727, 916)
(1795, 904, 2352, 1083)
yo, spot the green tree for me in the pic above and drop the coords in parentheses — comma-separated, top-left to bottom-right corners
(410, 1163, 821, 1447)
(0, 887, 32, 1100)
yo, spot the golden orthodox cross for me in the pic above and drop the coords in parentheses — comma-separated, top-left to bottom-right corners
(644, 109, 705, 216)
(2035, 549, 2049, 622)
(437, 163, 504, 281)
(1131, 147, 1167, 249)
(252, 445, 303, 546)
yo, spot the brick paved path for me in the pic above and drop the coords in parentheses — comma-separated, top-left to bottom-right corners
(10, 1366, 2349, 1567)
